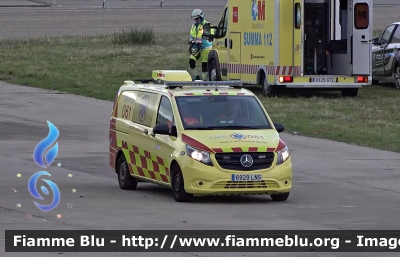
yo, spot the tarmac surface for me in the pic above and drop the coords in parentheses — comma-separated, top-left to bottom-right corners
(1, 0, 400, 257)
(1, 81, 400, 257)
(0, 0, 398, 39)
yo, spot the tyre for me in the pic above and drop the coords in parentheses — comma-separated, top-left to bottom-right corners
(117, 154, 138, 190)
(394, 64, 400, 90)
(208, 59, 221, 81)
(261, 75, 275, 97)
(270, 192, 290, 201)
(171, 165, 193, 202)
(372, 79, 379, 85)
(341, 88, 358, 97)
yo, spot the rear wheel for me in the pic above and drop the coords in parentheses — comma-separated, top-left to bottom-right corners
(171, 165, 193, 202)
(341, 88, 358, 97)
(270, 192, 290, 201)
(208, 59, 221, 81)
(394, 64, 400, 90)
(372, 79, 379, 85)
(117, 154, 138, 190)
(261, 75, 275, 97)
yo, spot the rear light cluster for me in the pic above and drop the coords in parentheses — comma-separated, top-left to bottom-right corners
(355, 76, 368, 83)
(279, 76, 293, 83)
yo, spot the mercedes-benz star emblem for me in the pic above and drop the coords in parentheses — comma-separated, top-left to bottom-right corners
(240, 154, 253, 168)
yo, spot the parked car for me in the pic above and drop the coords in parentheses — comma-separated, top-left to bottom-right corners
(371, 22, 400, 89)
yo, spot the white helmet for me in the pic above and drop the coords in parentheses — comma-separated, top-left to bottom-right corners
(191, 9, 204, 19)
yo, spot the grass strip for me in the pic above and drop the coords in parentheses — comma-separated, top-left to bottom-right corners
(0, 29, 399, 152)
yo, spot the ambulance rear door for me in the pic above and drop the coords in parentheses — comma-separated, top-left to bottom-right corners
(351, 0, 371, 75)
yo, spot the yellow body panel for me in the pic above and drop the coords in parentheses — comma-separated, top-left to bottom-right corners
(208, 0, 370, 88)
(109, 72, 293, 196)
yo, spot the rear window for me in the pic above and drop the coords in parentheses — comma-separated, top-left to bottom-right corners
(354, 3, 369, 29)
(175, 95, 272, 130)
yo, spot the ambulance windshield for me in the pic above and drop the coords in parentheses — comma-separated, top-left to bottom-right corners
(175, 95, 272, 130)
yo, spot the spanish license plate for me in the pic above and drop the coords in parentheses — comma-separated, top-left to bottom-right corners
(311, 77, 337, 83)
(231, 174, 262, 181)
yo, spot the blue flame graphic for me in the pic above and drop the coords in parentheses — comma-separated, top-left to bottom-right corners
(33, 121, 59, 168)
(28, 171, 61, 212)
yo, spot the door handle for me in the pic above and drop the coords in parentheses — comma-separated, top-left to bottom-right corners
(230, 39, 233, 49)
(224, 38, 227, 48)
(143, 129, 148, 135)
(361, 40, 368, 43)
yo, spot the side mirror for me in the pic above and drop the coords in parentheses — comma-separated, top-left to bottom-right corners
(202, 23, 217, 41)
(152, 123, 170, 136)
(273, 122, 284, 133)
(371, 38, 379, 45)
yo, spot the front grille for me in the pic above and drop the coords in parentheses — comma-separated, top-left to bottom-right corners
(215, 152, 275, 171)
(212, 180, 280, 189)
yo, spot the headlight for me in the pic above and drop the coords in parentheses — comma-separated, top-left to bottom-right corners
(276, 146, 290, 165)
(186, 145, 213, 166)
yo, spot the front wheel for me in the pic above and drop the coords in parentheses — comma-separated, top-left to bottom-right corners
(171, 165, 193, 202)
(270, 192, 290, 201)
(208, 59, 221, 81)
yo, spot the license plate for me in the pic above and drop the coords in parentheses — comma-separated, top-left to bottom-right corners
(231, 174, 262, 181)
(311, 77, 337, 83)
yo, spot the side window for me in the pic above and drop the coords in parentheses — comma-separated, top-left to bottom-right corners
(294, 3, 301, 29)
(156, 96, 174, 129)
(391, 26, 400, 44)
(218, 7, 228, 38)
(132, 92, 158, 127)
(354, 3, 369, 30)
(381, 25, 395, 45)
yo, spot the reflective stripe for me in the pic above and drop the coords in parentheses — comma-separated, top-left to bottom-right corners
(219, 64, 302, 76)
(117, 139, 170, 184)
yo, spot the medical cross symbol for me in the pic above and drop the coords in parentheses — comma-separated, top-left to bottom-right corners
(231, 133, 246, 139)
(252, 0, 258, 20)
(139, 95, 149, 122)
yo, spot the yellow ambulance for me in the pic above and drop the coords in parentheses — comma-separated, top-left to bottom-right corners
(109, 70, 292, 202)
(202, 0, 373, 97)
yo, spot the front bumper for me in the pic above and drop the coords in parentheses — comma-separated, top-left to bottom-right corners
(180, 156, 293, 196)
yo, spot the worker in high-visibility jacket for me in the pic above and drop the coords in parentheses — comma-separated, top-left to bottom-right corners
(188, 9, 214, 81)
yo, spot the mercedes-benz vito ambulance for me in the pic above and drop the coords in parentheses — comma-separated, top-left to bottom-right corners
(109, 70, 292, 202)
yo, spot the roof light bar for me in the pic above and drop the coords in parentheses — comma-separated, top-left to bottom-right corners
(165, 81, 243, 88)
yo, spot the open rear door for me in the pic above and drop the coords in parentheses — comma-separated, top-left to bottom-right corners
(352, 0, 371, 75)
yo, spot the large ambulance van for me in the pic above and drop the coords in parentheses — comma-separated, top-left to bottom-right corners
(109, 70, 293, 202)
(202, 0, 373, 97)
